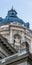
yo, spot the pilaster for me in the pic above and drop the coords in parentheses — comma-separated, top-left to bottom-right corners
(9, 29, 13, 44)
(29, 39, 32, 54)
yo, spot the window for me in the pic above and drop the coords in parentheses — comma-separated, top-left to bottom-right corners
(0, 57, 2, 59)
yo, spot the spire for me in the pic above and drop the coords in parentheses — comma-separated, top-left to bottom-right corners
(11, 5, 13, 10)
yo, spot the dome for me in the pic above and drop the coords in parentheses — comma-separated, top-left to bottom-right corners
(0, 17, 3, 24)
(0, 7, 29, 28)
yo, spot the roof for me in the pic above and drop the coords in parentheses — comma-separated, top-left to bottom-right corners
(0, 34, 17, 54)
(0, 7, 29, 28)
(0, 50, 28, 65)
(0, 48, 32, 65)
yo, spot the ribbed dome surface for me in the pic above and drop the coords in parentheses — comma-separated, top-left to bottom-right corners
(0, 7, 29, 28)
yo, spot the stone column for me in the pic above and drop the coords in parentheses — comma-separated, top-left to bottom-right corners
(9, 29, 13, 44)
(29, 39, 32, 54)
(21, 32, 25, 43)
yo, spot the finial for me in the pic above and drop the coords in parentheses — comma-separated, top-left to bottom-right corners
(11, 5, 14, 10)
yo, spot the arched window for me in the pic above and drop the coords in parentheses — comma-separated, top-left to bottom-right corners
(22, 41, 29, 52)
(25, 42, 29, 52)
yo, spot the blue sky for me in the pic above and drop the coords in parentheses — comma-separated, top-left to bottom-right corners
(0, 0, 32, 29)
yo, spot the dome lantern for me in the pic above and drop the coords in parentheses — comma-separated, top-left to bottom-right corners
(7, 6, 17, 17)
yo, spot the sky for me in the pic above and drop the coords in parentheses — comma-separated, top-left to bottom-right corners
(0, 0, 32, 29)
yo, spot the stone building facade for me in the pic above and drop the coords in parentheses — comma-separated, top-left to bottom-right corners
(0, 7, 32, 65)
